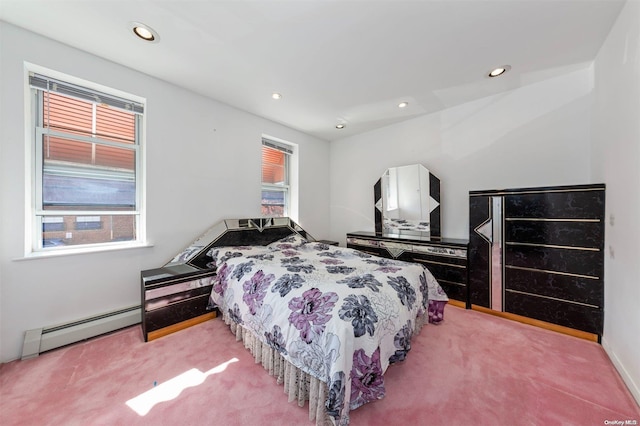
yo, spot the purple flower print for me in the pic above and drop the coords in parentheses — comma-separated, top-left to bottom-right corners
(336, 274, 382, 292)
(281, 257, 315, 273)
(317, 251, 342, 258)
(338, 294, 378, 338)
(388, 321, 413, 364)
(311, 243, 331, 251)
(242, 270, 275, 315)
(364, 258, 395, 266)
(247, 253, 275, 261)
(271, 273, 305, 297)
(228, 303, 243, 325)
(419, 271, 429, 309)
(320, 258, 344, 265)
(350, 347, 385, 408)
(271, 235, 307, 250)
(364, 258, 402, 273)
(232, 260, 254, 281)
(288, 288, 338, 343)
(264, 325, 288, 355)
(387, 275, 417, 310)
(376, 265, 402, 273)
(213, 263, 232, 295)
(281, 256, 304, 266)
(280, 249, 300, 257)
(274, 243, 297, 250)
(219, 250, 245, 263)
(352, 250, 372, 259)
(326, 265, 356, 275)
(326, 371, 346, 419)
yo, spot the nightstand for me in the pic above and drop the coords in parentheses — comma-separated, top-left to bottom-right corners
(141, 265, 217, 341)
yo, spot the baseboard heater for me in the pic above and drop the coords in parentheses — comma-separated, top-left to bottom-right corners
(21, 305, 141, 360)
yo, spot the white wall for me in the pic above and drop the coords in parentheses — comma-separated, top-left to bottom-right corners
(0, 22, 330, 362)
(329, 66, 594, 244)
(591, 0, 640, 404)
(329, 2, 639, 405)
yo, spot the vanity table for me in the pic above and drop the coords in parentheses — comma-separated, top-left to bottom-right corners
(347, 164, 469, 306)
(347, 231, 469, 306)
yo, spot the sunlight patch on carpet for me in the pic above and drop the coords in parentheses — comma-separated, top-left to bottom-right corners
(126, 358, 239, 415)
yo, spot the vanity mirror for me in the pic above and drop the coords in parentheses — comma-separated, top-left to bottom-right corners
(374, 164, 441, 238)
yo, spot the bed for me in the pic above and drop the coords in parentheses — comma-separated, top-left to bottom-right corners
(165, 218, 448, 425)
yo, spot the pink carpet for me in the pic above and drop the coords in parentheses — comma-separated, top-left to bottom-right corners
(1, 306, 638, 425)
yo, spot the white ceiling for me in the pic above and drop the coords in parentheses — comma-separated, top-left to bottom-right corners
(0, 0, 625, 141)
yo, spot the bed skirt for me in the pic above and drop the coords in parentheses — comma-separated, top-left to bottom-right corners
(219, 299, 446, 426)
(221, 310, 333, 424)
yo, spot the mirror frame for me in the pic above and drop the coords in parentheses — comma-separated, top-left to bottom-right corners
(374, 165, 441, 238)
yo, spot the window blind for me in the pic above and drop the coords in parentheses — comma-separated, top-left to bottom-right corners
(29, 73, 144, 114)
(262, 138, 293, 154)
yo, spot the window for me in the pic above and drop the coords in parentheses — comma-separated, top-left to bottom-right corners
(74, 216, 103, 231)
(28, 71, 144, 252)
(261, 138, 293, 217)
(42, 216, 65, 233)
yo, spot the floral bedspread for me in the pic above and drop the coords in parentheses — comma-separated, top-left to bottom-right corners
(208, 236, 448, 425)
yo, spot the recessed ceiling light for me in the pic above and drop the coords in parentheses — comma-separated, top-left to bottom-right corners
(398, 102, 409, 108)
(336, 123, 345, 129)
(488, 65, 511, 78)
(131, 22, 159, 42)
(272, 93, 283, 100)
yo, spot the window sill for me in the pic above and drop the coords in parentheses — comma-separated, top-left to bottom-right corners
(15, 241, 154, 261)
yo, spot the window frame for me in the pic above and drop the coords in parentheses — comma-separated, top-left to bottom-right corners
(25, 65, 147, 256)
(261, 137, 294, 218)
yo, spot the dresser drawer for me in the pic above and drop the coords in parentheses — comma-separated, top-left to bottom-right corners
(347, 232, 469, 306)
(346, 237, 385, 257)
(145, 292, 212, 332)
(141, 267, 217, 341)
(405, 253, 467, 284)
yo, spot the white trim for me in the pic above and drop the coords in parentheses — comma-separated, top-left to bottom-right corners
(137, 106, 147, 245)
(602, 335, 640, 406)
(15, 241, 154, 260)
(22, 305, 141, 359)
(288, 142, 299, 222)
(25, 62, 146, 105)
(36, 210, 137, 216)
(23, 64, 36, 256)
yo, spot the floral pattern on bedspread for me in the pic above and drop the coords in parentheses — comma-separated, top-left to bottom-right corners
(208, 238, 448, 425)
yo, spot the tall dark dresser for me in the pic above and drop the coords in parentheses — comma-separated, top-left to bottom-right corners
(468, 184, 605, 341)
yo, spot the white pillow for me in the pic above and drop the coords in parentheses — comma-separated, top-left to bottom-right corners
(267, 233, 309, 250)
